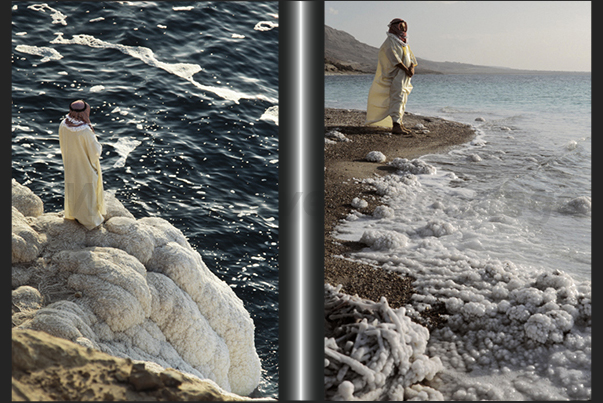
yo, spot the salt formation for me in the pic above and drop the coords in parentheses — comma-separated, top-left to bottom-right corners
(11, 180, 261, 396)
(559, 196, 591, 215)
(359, 230, 408, 251)
(351, 197, 368, 209)
(373, 205, 394, 219)
(467, 153, 482, 162)
(325, 129, 352, 143)
(411, 123, 430, 134)
(366, 151, 386, 163)
(332, 164, 592, 400)
(388, 158, 437, 175)
(325, 284, 443, 401)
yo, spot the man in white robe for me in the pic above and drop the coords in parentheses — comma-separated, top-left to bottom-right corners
(366, 18, 417, 135)
(59, 100, 106, 229)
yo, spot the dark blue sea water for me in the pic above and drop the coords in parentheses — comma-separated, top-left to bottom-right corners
(12, 1, 278, 397)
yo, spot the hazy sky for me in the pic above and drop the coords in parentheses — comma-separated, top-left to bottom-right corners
(325, 1, 591, 72)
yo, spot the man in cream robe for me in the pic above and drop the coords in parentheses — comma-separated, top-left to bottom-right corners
(59, 100, 106, 230)
(366, 18, 417, 134)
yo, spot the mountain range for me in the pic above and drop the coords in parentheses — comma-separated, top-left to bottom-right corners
(325, 25, 580, 75)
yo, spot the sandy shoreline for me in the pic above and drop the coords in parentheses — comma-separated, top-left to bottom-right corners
(323, 108, 476, 326)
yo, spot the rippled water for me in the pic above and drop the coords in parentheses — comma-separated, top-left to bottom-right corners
(326, 73, 591, 282)
(12, 2, 278, 397)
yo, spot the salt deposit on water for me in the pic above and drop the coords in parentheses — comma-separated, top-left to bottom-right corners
(331, 157, 591, 400)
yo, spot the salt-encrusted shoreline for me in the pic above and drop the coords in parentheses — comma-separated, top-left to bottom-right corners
(12, 180, 265, 400)
(323, 108, 591, 401)
(323, 107, 476, 312)
(323, 108, 478, 399)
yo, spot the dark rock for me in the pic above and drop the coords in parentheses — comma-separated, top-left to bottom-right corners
(128, 363, 164, 391)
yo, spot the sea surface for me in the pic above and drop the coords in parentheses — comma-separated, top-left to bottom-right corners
(12, 2, 279, 398)
(326, 72, 591, 399)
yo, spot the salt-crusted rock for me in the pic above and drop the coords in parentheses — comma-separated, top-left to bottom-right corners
(360, 229, 408, 250)
(468, 153, 482, 162)
(12, 178, 43, 217)
(53, 247, 152, 332)
(86, 217, 156, 265)
(373, 205, 395, 219)
(30, 212, 87, 254)
(366, 150, 386, 163)
(351, 197, 368, 209)
(146, 241, 260, 395)
(12, 181, 261, 397)
(389, 158, 437, 175)
(12, 285, 43, 309)
(325, 129, 351, 142)
(559, 196, 591, 215)
(12, 207, 46, 263)
(103, 189, 135, 220)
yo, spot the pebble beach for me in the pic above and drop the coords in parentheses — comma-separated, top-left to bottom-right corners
(323, 107, 475, 312)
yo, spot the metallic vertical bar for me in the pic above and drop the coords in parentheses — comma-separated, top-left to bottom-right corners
(299, 1, 325, 400)
(279, 1, 324, 400)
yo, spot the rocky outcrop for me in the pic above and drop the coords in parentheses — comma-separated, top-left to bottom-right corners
(11, 180, 262, 399)
(12, 328, 255, 401)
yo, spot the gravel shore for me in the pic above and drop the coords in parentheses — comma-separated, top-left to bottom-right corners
(324, 107, 475, 326)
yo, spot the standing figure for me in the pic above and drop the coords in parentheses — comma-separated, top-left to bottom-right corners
(366, 18, 418, 135)
(59, 99, 106, 229)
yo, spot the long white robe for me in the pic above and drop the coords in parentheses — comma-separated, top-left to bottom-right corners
(366, 33, 417, 127)
(59, 120, 106, 229)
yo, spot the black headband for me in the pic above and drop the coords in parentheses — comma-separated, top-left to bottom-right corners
(69, 101, 88, 112)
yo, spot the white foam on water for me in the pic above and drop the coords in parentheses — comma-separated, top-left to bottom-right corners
(259, 105, 278, 125)
(12, 125, 34, 133)
(111, 137, 142, 169)
(27, 3, 68, 26)
(173, 6, 195, 11)
(89, 85, 105, 93)
(111, 106, 130, 116)
(50, 33, 275, 105)
(254, 21, 278, 31)
(15, 45, 63, 64)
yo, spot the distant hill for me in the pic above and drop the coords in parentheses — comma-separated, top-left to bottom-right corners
(325, 25, 583, 75)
